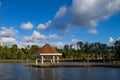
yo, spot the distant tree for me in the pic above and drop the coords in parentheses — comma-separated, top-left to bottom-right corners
(114, 39, 120, 59)
(83, 42, 89, 53)
(64, 45, 69, 50)
(29, 45, 39, 59)
(10, 44, 18, 59)
(70, 44, 73, 50)
(77, 41, 83, 50)
(0, 46, 4, 59)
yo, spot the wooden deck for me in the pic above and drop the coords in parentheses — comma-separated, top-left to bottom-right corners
(25, 63, 120, 68)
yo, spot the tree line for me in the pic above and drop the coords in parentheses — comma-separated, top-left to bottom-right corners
(0, 45, 39, 60)
(0, 39, 120, 61)
(61, 39, 120, 61)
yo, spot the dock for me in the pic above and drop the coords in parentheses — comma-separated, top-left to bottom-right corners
(25, 63, 120, 68)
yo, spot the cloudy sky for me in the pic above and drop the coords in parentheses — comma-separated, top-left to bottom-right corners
(0, 0, 120, 48)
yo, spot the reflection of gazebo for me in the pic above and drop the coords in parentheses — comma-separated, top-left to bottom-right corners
(34, 43, 62, 65)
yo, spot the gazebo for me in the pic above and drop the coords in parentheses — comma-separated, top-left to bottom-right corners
(34, 43, 62, 65)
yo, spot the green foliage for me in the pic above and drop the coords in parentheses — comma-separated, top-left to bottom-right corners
(0, 39, 120, 60)
(61, 40, 120, 60)
(0, 44, 39, 60)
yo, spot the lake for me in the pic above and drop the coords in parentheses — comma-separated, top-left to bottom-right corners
(0, 63, 120, 80)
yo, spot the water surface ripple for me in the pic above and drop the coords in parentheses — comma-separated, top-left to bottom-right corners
(0, 63, 120, 80)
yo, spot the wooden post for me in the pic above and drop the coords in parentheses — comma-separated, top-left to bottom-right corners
(41, 56, 44, 64)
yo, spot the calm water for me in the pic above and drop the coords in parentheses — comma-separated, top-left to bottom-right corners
(0, 63, 120, 80)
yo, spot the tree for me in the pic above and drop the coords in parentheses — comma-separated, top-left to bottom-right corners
(77, 41, 83, 50)
(83, 42, 89, 53)
(70, 44, 73, 50)
(10, 44, 18, 59)
(114, 39, 120, 59)
(29, 45, 39, 59)
(64, 45, 69, 50)
(0, 46, 4, 59)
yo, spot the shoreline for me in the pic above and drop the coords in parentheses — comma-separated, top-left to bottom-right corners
(26, 63, 120, 68)
(0, 59, 120, 63)
(0, 59, 33, 63)
(0, 59, 120, 68)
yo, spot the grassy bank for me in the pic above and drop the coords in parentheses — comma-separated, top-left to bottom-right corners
(0, 59, 34, 63)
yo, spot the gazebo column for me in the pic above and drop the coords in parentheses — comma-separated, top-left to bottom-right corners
(35, 58, 38, 65)
(41, 56, 44, 64)
(52, 56, 55, 63)
(57, 56, 59, 63)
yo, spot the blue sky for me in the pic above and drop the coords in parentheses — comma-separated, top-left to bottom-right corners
(0, 0, 120, 48)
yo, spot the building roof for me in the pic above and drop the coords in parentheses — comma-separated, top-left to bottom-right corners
(35, 43, 62, 56)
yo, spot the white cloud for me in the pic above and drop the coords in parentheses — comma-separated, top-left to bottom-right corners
(0, 27, 64, 48)
(22, 30, 64, 48)
(23, 30, 62, 43)
(0, 27, 18, 37)
(21, 31, 48, 48)
(71, 39, 80, 45)
(0, 37, 18, 47)
(52, 6, 69, 30)
(37, 20, 51, 30)
(70, 39, 83, 49)
(108, 37, 114, 46)
(48, 34, 61, 39)
(46, 20, 51, 27)
(70, 0, 120, 26)
(118, 37, 120, 40)
(32, 30, 46, 40)
(88, 29, 98, 34)
(53, 0, 120, 30)
(22, 30, 46, 44)
(48, 39, 82, 49)
(54, 6, 67, 20)
(51, 41, 65, 49)
(37, 24, 46, 30)
(0, 37, 16, 43)
(17, 41, 43, 48)
(21, 22, 33, 30)
(109, 37, 114, 43)
(0, 27, 18, 47)
(56, 39, 82, 50)
(23, 36, 33, 42)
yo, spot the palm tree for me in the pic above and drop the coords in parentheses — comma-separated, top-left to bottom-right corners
(114, 39, 120, 59)
(70, 44, 73, 50)
(64, 45, 69, 50)
(83, 42, 89, 53)
(77, 41, 83, 50)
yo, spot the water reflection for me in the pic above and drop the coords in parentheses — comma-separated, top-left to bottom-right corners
(34, 68, 61, 80)
(0, 63, 120, 80)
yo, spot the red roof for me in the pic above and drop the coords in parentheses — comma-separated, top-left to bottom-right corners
(37, 43, 59, 54)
